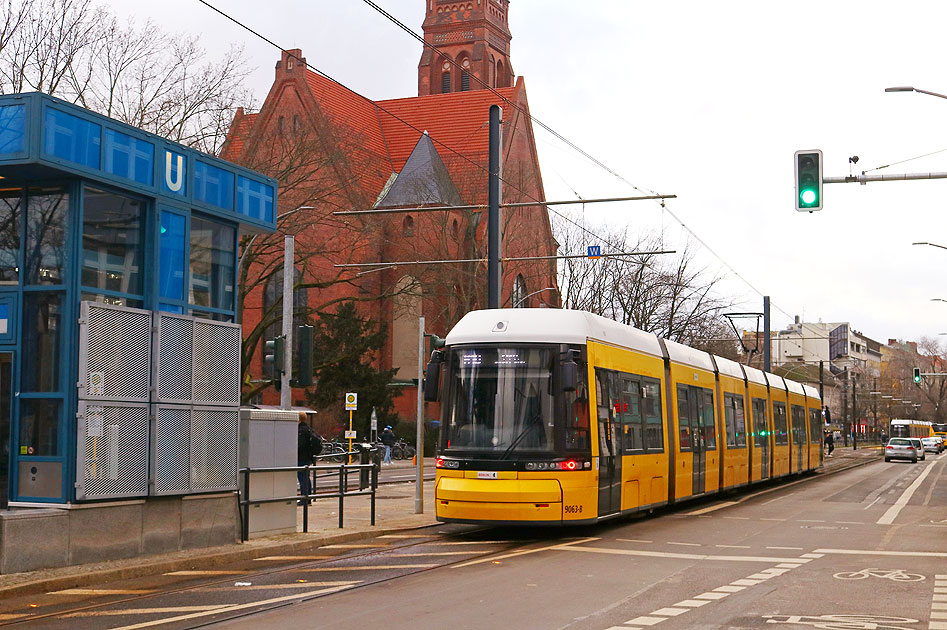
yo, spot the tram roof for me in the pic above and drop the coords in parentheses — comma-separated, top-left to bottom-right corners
(764, 372, 787, 391)
(713, 355, 745, 380)
(445, 308, 663, 357)
(742, 364, 767, 386)
(802, 384, 820, 400)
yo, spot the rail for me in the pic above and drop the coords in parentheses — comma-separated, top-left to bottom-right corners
(238, 457, 379, 542)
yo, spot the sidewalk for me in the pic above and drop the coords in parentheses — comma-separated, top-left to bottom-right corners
(0, 450, 881, 598)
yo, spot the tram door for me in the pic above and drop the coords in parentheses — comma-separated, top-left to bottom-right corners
(752, 398, 770, 480)
(679, 385, 714, 496)
(792, 406, 805, 472)
(0, 353, 11, 508)
(596, 370, 622, 517)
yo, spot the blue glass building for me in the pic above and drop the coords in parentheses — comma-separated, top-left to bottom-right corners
(0, 93, 276, 506)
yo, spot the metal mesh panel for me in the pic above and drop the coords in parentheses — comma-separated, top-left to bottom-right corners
(152, 405, 191, 495)
(190, 407, 238, 492)
(156, 315, 194, 403)
(79, 302, 152, 402)
(193, 320, 241, 406)
(76, 403, 149, 500)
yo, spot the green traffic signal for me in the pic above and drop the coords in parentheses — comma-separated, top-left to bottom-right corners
(801, 188, 817, 205)
(914, 367, 921, 384)
(795, 150, 823, 212)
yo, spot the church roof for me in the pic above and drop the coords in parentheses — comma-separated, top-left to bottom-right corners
(374, 131, 464, 208)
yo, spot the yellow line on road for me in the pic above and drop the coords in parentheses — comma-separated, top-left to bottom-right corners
(199, 581, 360, 591)
(49, 588, 157, 595)
(321, 544, 387, 549)
(393, 551, 480, 556)
(164, 570, 244, 576)
(252, 556, 331, 561)
(62, 606, 231, 618)
(685, 501, 738, 515)
(299, 564, 437, 571)
(0, 614, 28, 621)
(101, 584, 355, 630)
(452, 537, 600, 568)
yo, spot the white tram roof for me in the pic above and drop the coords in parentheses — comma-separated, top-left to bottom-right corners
(713, 355, 745, 380)
(445, 308, 663, 357)
(764, 372, 787, 391)
(802, 384, 821, 400)
(662, 338, 716, 372)
(743, 364, 767, 386)
(785, 379, 806, 396)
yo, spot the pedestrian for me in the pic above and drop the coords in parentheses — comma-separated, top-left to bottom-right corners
(381, 425, 396, 465)
(826, 430, 835, 457)
(297, 412, 315, 504)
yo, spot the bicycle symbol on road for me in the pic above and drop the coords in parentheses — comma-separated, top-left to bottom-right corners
(763, 614, 919, 629)
(833, 568, 925, 582)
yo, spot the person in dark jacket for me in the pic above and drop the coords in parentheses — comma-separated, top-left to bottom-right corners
(297, 412, 315, 503)
(825, 430, 835, 456)
(381, 425, 396, 465)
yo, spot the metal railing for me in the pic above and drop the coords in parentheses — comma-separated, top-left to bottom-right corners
(238, 452, 379, 542)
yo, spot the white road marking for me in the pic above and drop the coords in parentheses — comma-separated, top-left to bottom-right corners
(864, 496, 883, 510)
(378, 534, 429, 538)
(694, 592, 729, 600)
(651, 607, 689, 616)
(199, 581, 359, 591)
(835, 521, 863, 525)
(932, 612, 947, 619)
(452, 537, 600, 568)
(617, 539, 654, 544)
(877, 460, 939, 525)
(322, 544, 386, 549)
(624, 616, 666, 626)
(730, 579, 762, 586)
(49, 588, 156, 595)
(722, 516, 750, 520)
(934, 594, 947, 602)
(776, 563, 803, 569)
(760, 518, 787, 521)
(768, 546, 803, 550)
(436, 541, 514, 546)
(667, 542, 701, 547)
(674, 600, 710, 608)
(300, 564, 437, 571)
(929, 622, 947, 630)
(685, 501, 738, 515)
(394, 551, 482, 556)
(714, 585, 745, 592)
(253, 556, 331, 562)
(552, 546, 801, 563)
(800, 553, 825, 558)
(763, 492, 796, 505)
(815, 548, 947, 558)
(934, 603, 947, 611)
(102, 584, 355, 630)
(716, 545, 750, 549)
(61, 606, 231, 618)
(797, 520, 825, 523)
(164, 570, 243, 576)
(747, 572, 777, 579)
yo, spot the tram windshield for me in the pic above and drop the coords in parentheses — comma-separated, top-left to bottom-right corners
(933, 423, 947, 435)
(441, 346, 559, 456)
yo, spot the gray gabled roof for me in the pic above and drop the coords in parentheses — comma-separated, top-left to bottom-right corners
(374, 131, 463, 208)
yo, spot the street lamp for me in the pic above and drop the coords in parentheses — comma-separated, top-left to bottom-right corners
(885, 86, 947, 100)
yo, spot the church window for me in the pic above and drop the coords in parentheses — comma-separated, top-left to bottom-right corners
(451, 218, 459, 239)
(402, 215, 415, 236)
(461, 71, 470, 91)
(278, 116, 284, 134)
(512, 274, 527, 308)
(293, 115, 301, 133)
(441, 72, 451, 94)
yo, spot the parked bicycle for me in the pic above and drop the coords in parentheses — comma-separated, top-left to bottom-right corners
(392, 438, 416, 461)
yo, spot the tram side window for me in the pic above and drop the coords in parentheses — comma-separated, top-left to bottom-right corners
(595, 369, 618, 457)
(619, 376, 642, 452)
(565, 366, 590, 452)
(809, 408, 822, 444)
(642, 379, 664, 451)
(773, 402, 789, 445)
(699, 389, 716, 448)
(677, 384, 692, 449)
(791, 405, 806, 446)
(752, 398, 768, 443)
(724, 393, 747, 448)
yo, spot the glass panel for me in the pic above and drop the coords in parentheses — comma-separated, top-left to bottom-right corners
(0, 188, 21, 283)
(0, 104, 25, 154)
(642, 379, 663, 451)
(189, 217, 235, 312)
(753, 398, 767, 441)
(441, 347, 556, 454)
(80, 292, 143, 309)
(677, 385, 691, 449)
(18, 398, 60, 456)
(236, 176, 274, 223)
(733, 396, 746, 446)
(21, 292, 61, 392)
(190, 309, 233, 322)
(159, 302, 184, 314)
(773, 402, 788, 445)
(25, 187, 68, 285)
(0, 352, 10, 507)
(792, 405, 806, 445)
(159, 211, 186, 302)
(700, 389, 716, 448)
(81, 187, 144, 296)
(565, 364, 590, 452)
(809, 408, 822, 444)
(620, 377, 642, 453)
(44, 108, 101, 169)
(194, 160, 234, 210)
(104, 129, 154, 186)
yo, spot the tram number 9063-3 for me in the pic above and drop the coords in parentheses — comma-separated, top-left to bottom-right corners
(564, 505, 583, 514)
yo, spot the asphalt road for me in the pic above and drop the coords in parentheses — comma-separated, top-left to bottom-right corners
(3, 452, 946, 630)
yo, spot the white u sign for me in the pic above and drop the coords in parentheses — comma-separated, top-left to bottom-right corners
(164, 150, 184, 192)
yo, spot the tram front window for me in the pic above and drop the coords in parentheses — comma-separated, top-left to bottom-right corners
(442, 347, 556, 455)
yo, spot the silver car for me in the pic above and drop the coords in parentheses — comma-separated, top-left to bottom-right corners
(911, 437, 927, 461)
(922, 437, 943, 454)
(885, 438, 918, 463)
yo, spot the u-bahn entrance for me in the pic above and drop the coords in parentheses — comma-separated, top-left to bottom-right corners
(0, 352, 11, 508)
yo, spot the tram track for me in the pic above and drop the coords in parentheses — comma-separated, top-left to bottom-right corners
(0, 526, 521, 629)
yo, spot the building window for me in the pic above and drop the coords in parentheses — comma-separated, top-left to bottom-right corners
(0, 188, 21, 284)
(24, 187, 68, 286)
(278, 116, 285, 134)
(441, 72, 451, 94)
(19, 399, 60, 457)
(159, 210, 187, 307)
(461, 71, 470, 91)
(496, 60, 505, 87)
(512, 274, 527, 308)
(451, 218, 459, 239)
(293, 115, 301, 134)
(402, 215, 414, 236)
(21, 292, 61, 392)
(189, 216, 236, 314)
(104, 128, 154, 186)
(194, 160, 235, 211)
(81, 186, 145, 298)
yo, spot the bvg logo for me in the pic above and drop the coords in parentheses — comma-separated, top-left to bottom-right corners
(163, 150, 185, 195)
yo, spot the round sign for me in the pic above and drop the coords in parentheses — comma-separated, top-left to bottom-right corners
(346, 394, 356, 403)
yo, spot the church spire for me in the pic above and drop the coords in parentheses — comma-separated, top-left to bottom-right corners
(418, 0, 514, 97)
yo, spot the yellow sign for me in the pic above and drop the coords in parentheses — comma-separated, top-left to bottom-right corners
(345, 392, 357, 410)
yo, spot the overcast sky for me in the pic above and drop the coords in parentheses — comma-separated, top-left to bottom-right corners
(110, 0, 947, 345)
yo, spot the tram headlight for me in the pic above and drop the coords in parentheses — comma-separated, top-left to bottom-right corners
(524, 460, 589, 471)
(436, 458, 460, 469)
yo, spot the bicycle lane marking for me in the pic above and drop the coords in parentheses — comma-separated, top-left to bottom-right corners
(877, 459, 941, 525)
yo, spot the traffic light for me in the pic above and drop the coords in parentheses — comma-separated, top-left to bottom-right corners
(293, 325, 313, 387)
(263, 335, 285, 381)
(794, 149, 823, 212)
(914, 367, 922, 384)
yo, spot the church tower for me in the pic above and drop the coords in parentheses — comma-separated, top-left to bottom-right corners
(418, 0, 514, 96)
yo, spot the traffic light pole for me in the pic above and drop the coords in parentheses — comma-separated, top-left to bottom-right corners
(824, 171, 947, 185)
(281, 235, 294, 409)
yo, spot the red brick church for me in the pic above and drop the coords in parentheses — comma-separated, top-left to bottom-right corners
(223, 0, 560, 422)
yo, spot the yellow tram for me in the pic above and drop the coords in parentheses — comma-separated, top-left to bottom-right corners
(425, 309, 824, 526)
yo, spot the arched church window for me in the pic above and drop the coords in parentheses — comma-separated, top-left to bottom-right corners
(441, 72, 451, 94)
(402, 215, 414, 236)
(460, 58, 471, 91)
(512, 274, 527, 308)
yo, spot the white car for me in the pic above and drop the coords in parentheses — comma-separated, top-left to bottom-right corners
(922, 437, 944, 454)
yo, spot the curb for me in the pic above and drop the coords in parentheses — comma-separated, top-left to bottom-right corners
(0, 521, 439, 599)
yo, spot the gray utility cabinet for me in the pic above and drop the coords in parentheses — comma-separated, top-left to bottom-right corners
(239, 408, 298, 537)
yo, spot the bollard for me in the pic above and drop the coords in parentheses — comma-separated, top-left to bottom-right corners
(358, 443, 371, 490)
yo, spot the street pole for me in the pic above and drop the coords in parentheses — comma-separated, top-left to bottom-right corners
(852, 373, 857, 450)
(281, 235, 294, 409)
(416, 316, 425, 514)
(763, 296, 771, 372)
(487, 104, 502, 309)
(819, 360, 824, 400)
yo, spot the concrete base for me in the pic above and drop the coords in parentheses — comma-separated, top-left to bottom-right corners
(0, 494, 239, 574)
